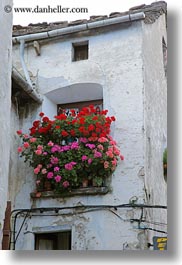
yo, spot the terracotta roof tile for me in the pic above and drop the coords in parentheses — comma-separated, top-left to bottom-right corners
(13, 1, 167, 37)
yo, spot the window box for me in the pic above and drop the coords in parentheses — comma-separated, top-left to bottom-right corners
(30, 186, 109, 199)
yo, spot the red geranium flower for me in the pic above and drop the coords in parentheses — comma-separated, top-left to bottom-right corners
(61, 130, 69, 137)
(39, 112, 44, 117)
(42, 117, 49, 123)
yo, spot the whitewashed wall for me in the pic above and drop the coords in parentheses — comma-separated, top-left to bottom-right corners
(0, 0, 12, 248)
(142, 14, 167, 245)
(12, 17, 166, 250)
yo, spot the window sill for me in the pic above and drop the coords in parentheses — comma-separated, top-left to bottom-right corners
(30, 186, 109, 199)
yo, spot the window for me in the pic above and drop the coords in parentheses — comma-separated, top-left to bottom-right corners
(35, 231, 71, 250)
(72, 41, 88, 61)
(57, 99, 103, 116)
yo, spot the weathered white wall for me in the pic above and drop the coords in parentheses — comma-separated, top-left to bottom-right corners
(12, 16, 166, 250)
(142, 14, 167, 245)
(0, 0, 12, 248)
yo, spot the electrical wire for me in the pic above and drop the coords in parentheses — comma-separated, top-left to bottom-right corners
(10, 203, 167, 250)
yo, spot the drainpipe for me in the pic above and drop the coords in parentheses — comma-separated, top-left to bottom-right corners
(13, 12, 145, 43)
(19, 40, 33, 87)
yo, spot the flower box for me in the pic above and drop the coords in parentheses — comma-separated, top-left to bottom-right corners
(17, 105, 124, 195)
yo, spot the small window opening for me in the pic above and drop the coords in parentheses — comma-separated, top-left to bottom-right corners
(72, 41, 88, 61)
(35, 231, 71, 250)
(57, 99, 103, 116)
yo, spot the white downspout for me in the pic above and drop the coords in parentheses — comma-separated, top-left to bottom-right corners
(19, 40, 32, 87)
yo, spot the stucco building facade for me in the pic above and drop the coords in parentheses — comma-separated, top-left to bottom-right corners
(0, 0, 13, 249)
(1, 1, 167, 250)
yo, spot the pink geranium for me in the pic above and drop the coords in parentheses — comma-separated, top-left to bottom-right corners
(29, 137, 36, 143)
(63, 181, 70, 188)
(17, 147, 23, 153)
(48, 141, 54, 146)
(55, 175, 62, 182)
(104, 161, 109, 169)
(23, 142, 30, 148)
(35, 149, 42, 155)
(41, 168, 47, 174)
(94, 151, 102, 158)
(98, 137, 108, 143)
(47, 172, 54, 179)
(82, 155, 88, 161)
(34, 167, 40, 174)
(54, 166, 60, 172)
(16, 130, 22, 135)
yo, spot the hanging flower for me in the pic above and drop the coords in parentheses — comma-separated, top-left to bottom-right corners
(17, 107, 124, 192)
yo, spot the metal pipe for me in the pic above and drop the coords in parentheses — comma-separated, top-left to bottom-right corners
(13, 12, 145, 44)
(19, 40, 33, 87)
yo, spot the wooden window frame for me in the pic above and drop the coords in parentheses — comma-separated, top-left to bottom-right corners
(72, 41, 89, 62)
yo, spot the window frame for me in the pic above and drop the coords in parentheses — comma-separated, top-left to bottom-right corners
(72, 41, 89, 62)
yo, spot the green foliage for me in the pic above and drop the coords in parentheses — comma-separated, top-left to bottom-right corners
(163, 148, 167, 165)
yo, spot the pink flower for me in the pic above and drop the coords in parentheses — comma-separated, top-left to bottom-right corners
(106, 151, 114, 158)
(37, 145, 43, 150)
(86, 143, 96, 149)
(120, 155, 124, 161)
(65, 162, 77, 170)
(37, 164, 43, 169)
(98, 137, 108, 143)
(41, 168, 47, 174)
(112, 159, 117, 166)
(65, 163, 73, 170)
(47, 172, 54, 179)
(34, 167, 40, 174)
(110, 140, 116, 145)
(35, 149, 42, 155)
(71, 142, 79, 150)
(63, 181, 70, 188)
(97, 144, 104, 151)
(51, 146, 60, 153)
(54, 166, 60, 172)
(70, 162, 77, 166)
(43, 152, 48, 155)
(48, 141, 54, 146)
(17, 147, 23, 153)
(23, 134, 29, 139)
(23, 142, 30, 148)
(29, 137, 36, 143)
(88, 158, 92, 164)
(36, 180, 41, 185)
(50, 157, 59, 164)
(79, 137, 88, 143)
(114, 147, 120, 156)
(16, 130, 22, 135)
(104, 161, 109, 169)
(94, 151, 102, 158)
(82, 155, 88, 161)
(55, 175, 62, 182)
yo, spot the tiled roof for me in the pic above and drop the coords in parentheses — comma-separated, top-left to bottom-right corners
(13, 1, 167, 37)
